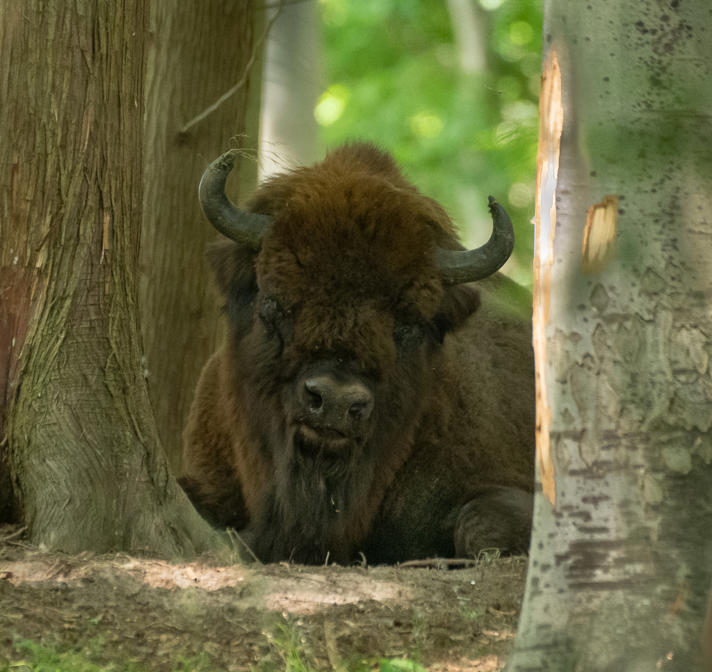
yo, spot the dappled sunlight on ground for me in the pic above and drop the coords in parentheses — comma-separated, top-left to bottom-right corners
(0, 526, 525, 670)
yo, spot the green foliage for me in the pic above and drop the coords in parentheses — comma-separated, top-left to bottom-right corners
(378, 659, 427, 672)
(319, 0, 542, 285)
(254, 619, 428, 672)
(3, 639, 136, 672)
(5, 636, 431, 672)
(2, 638, 219, 672)
(257, 622, 319, 672)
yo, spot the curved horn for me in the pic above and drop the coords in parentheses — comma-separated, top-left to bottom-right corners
(198, 150, 271, 248)
(435, 196, 514, 285)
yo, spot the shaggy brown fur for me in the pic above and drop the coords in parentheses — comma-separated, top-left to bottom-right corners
(180, 143, 534, 564)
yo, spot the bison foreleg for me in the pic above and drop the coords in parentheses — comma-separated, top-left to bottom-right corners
(454, 486, 533, 557)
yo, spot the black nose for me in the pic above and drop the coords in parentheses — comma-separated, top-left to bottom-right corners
(300, 374, 374, 433)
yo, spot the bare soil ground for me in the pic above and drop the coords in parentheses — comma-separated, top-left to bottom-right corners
(0, 525, 527, 671)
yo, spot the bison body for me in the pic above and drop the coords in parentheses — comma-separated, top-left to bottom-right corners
(180, 144, 534, 564)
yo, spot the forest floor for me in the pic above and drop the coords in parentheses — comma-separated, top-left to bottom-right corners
(0, 525, 527, 671)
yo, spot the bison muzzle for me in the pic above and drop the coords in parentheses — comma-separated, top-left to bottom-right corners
(179, 143, 535, 565)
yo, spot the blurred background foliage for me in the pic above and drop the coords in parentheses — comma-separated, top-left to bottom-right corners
(314, 0, 542, 286)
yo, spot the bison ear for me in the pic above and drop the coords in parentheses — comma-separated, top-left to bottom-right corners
(206, 239, 257, 297)
(433, 285, 481, 340)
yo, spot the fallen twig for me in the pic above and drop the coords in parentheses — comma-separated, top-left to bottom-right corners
(0, 526, 27, 544)
(397, 557, 479, 570)
(225, 528, 261, 565)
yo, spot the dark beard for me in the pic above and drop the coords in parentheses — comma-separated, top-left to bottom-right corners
(250, 427, 375, 564)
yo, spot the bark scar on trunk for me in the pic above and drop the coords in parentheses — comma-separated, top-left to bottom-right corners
(582, 195, 618, 273)
(533, 50, 563, 507)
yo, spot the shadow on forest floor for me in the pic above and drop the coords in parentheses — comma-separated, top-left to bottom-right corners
(0, 525, 526, 671)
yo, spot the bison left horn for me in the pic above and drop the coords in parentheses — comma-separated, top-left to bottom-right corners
(198, 150, 272, 248)
(436, 196, 514, 285)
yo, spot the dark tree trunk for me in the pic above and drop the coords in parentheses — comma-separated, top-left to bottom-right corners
(507, 1, 712, 670)
(141, 0, 260, 472)
(0, 0, 218, 555)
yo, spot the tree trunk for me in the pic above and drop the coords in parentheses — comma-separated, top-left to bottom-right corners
(141, 0, 259, 472)
(444, 0, 497, 256)
(507, 1, 712, 670)
(446, 0, 486, 76)
(0, 0, 218, 555)
(258, 0, 322, 179)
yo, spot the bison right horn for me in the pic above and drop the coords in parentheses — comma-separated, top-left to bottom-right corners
(435, 196, 514, 285)
(198, 150, 272, 248)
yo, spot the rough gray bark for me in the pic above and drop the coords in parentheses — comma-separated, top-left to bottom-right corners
(507, 2, 712, 670)
(0, 0, 219, 555)
(141, 0, 258, 472)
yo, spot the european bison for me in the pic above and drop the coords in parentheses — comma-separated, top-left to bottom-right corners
(179, 143, 534, 564)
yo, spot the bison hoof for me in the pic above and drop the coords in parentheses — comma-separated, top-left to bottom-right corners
(454, 487, 533, 558)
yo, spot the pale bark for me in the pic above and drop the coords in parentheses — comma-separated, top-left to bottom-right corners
(445, 0, 502, 266)
(446, 0, 486, 74)
(141, 0, 258, 472)
(258, 0, 322, 179)
(507, 1, 712, 670)
(0, 1, 218, 555)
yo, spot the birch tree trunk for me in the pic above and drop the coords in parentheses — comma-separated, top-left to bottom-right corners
(445, 0, 497, 253)
(258, 0, 322, 179)
(507, 2, 712, 669)
(141, 0, 259, 472)
(0, 1, 218, 555)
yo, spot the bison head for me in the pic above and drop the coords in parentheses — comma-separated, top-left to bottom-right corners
(198, 144, 514, 562)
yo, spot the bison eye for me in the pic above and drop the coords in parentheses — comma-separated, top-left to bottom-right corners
(258, 296, 281, 326)
(393, 322, 426, 350)
(258, 296, 294, 341)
